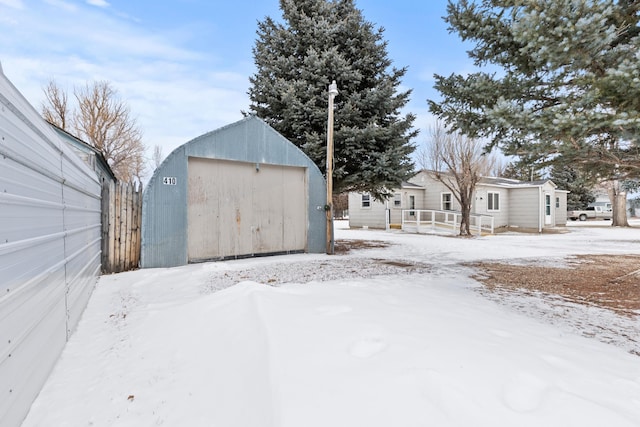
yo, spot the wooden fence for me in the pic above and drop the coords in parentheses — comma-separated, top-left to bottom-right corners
(101, 181, 143, 273)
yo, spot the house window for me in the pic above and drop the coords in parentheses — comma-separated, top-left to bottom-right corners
(441, 193, 453, 211)
(556, 197, 560, 208)
(393, 193, 402, 208)
(409, 195, 415, 216)
(361, 193, 371, 208)
(487, 192, 500, 211)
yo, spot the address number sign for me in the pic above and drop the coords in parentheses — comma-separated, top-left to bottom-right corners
(163, 177, 177, 185)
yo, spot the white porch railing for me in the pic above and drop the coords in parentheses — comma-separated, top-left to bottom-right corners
(401, 209, 494, 236)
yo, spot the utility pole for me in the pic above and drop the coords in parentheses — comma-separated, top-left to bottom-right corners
(326, 80, 338, 254)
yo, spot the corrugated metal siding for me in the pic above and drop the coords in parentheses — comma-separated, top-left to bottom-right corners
(141, 116, 326, 268)
(0, 67, 101, 427)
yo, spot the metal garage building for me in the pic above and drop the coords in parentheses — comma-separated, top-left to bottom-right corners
(0, 65, 102, 426)
(141, 115, 326, 268)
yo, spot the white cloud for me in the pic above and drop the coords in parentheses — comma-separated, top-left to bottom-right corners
(43, 0, 77, 12)
(0, 0, 254, 172)
(0, 0, 24, 9)
(86, 0, 109, 7)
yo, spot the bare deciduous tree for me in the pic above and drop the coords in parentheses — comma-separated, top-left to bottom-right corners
(490, 156, 507, 178)
(332, 193, 349, 219)
(419, 123, 495, 236)
(73, 81, 145, 182)
(42, 79, 69, 129)
(152, 144, 164, 169)
(42, 80, 146, 183)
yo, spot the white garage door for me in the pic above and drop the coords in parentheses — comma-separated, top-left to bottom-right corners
(187, 157, 307, 261)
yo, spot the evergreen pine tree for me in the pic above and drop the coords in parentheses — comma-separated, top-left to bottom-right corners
(429, 0, 640, 226)
(248, 0, 417, 199)
(500, 160, 544, 182)
(549, 165, 596, 211)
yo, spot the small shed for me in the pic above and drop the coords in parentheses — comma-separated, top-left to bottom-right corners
(49, 123, 116, 186)
(141, 115, 326, 268)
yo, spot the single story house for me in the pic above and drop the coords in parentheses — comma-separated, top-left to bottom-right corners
(349, 170, 568, 232)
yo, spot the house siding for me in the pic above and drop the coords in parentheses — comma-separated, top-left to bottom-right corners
(348, 192, 387, 228)
(555, 191, 568, 225)
(392, 188, 424, 224)
(473, 186, 510, 228)
(388, 194, 403, 225)
(409, 173, 462, 211)
(348, 187, 426, 229)
(508, 187, 541, 229)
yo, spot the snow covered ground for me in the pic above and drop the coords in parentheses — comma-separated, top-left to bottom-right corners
(21, 221, 640, 427)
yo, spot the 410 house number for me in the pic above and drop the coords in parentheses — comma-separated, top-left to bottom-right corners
(163, 177, 177, 185)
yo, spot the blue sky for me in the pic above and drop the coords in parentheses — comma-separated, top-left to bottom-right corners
(0, 0, 473, 169)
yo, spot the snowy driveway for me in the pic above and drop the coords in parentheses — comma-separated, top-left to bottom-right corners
(21, 222, 640, 427)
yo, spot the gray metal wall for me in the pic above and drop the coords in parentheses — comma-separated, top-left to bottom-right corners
(0, 65, 102, 427)
(142, 115, 326, 268)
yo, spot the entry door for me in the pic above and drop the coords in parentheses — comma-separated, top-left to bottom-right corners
(544, 193, 552, 225)
(187, 157, 307, 261)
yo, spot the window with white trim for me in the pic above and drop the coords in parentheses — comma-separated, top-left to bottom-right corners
(393, 193, 402, 208)
(441, 192, 453, 211)
(556, 197, 560, 208)
(487, 192, 500, 211)
(361, 193, 371, 208)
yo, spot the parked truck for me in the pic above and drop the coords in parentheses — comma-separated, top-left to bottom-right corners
(567, 205, 612, 221)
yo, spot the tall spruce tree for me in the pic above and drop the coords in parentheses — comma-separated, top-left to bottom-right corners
(500, 160, 544, 182)
(429, 0, 640, 226)
(549, 164, 596, 211)
(248, 0, 417, 199)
